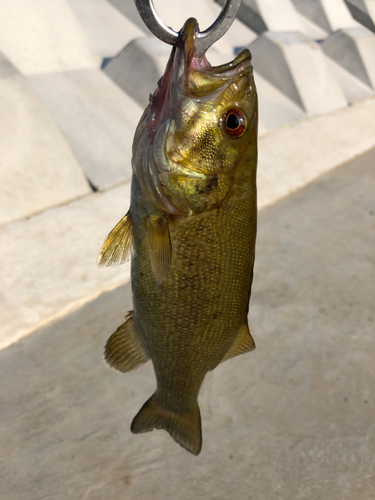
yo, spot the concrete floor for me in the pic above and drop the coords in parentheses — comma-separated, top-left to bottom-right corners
(0, 148, 374, 499)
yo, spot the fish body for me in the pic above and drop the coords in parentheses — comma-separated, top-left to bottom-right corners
(99, 18, 258, 455)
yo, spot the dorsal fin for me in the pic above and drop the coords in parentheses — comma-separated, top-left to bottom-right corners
(104, 312, 149, 372)
(147, 214, 172, 284)
(221, 322, 255, 364)
(97, 211, 133, 267)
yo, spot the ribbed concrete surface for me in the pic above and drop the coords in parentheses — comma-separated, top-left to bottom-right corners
(0, 52, 91, 226)
(1, 96, 375, 351)
(1, 0, 375, 219)
(1, 148, 374, 500)
(29, 69, 143, 189)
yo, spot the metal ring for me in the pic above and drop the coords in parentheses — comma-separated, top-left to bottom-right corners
(134, 0, 242, 56)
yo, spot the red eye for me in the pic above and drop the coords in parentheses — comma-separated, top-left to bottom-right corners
(223, 109, 247, 138)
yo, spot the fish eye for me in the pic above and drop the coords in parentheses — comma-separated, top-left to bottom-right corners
(223, 109, 247, 138)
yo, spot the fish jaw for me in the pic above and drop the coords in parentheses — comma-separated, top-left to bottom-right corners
(132, 18, 257, 217)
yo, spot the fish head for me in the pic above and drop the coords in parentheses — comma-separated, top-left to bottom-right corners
(133, 18, 258, 217)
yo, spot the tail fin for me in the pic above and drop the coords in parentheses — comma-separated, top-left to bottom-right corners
(131, 394, 202, 455)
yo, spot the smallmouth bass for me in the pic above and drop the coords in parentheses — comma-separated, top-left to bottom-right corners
(98, 18, 258, 455)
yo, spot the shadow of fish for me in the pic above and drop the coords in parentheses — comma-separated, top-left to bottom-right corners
(98, 18, 258, 455)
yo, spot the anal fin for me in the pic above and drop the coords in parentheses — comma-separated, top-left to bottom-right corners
(97, 211, 133, 267)
(104, 312, 149, 372)
(221, 322, 255, 364)
(147, 214, 172, 284)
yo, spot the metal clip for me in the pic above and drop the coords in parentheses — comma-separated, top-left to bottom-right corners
(134, 0, 242, 57)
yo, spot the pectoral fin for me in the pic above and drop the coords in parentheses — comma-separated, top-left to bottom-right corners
(104, 312, 149, 372)
(147, 215, 172, 284)
(97, 211, 133, 267)
(221, 322, 255, 364)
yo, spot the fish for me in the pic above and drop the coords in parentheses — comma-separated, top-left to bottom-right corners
(98, 18, 258, 455)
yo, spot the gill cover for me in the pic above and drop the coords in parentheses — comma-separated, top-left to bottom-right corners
(132, 18, 257, 217)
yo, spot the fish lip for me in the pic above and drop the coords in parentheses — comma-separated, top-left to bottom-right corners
(206, 49, 252, 76)
(181, 18, 199, 70)
(180, 19, 252, 76)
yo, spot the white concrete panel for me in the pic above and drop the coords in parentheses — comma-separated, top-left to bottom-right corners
(322, 27, 375, 89)
(66, 0, 143, 59)
(0, 53, 90, 226)
(258, 95, 375, 209)
(250, 32, 347, 115)
(257, 120, 268, 135)
(255, 72, 307, 131)
(0, 183, 131, 350)
(345, 0, 375, 32)
(0, 0, 101, 75)
(325, 55, 374, 103)
(291, 0, 359, 32)
(29, 69, 143, 190)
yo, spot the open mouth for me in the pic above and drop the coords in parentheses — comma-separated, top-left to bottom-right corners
(182, 18, 252, 76)
(148, 19, 252, 135)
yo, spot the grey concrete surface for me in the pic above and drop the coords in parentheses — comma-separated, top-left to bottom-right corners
(295, 10, 329, 39)
(325, 55, 374, 104)
(0, 183, 131, 351)
(250, 31, 347, 115)
(345, 0, 375, 32)
(218, 0, 328, 39)
(104, 37, 172, 108)
(28, 69, 143, 190)
(0, 52, 90, 226)
(322, 26, 375, 90)
(254, 72, 307, 130)
(257, 95, 375, 208)
(228, 0, 305, 33)
(291, 0, 358, 32)
(1, 148, 374, 499)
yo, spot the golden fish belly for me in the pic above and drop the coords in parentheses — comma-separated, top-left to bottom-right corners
(130, 160, 257, 412)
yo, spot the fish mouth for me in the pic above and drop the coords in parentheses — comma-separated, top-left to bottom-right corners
(207, 49, 252, 75)
(181, 18, 252, 76)
(149, 18, 252, 125)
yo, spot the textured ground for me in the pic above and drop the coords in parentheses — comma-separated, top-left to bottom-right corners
(1, 148, 374, 500)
